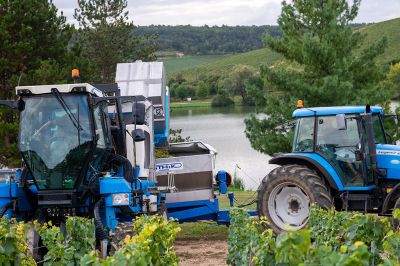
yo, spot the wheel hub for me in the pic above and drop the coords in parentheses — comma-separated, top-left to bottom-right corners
(268, 182, 310, 231)
(288, 197, 300, 213)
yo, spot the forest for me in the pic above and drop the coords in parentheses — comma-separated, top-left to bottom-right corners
(136, 25, 281, 55)
(137, 24, 369, 55)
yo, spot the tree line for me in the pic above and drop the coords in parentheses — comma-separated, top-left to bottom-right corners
(137, 23, 370, 56)
(137, 25, 281, 55)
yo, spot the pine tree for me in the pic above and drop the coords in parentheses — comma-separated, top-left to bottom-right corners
(74, 0, 158, 83)
(0, 0, 73, 167)
(245, 0, 393, 155)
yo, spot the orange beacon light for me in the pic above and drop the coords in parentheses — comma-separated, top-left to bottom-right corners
(72, 69, 80, 79)
(297, 100, 304, 108)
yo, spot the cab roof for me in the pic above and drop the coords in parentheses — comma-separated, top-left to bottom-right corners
(16, 83, 103, 97)
(292, 106, 383, 117)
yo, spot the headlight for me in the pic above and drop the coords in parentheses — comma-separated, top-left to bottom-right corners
(112, 193, 129, 206)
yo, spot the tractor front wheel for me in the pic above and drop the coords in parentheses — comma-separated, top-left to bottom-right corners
(257, 165, 332, 234)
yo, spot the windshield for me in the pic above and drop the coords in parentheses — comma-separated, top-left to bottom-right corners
(293, 117, 314, 152)
(19, 95, 93, 190)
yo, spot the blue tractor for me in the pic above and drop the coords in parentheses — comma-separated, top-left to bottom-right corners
(257, 102, 400, 233)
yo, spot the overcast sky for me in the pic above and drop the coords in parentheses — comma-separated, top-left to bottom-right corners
(53, 0, 400, 26)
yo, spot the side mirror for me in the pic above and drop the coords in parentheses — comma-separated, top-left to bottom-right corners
(132, 129, 145, 142)
(0, 100, 24, 111)
(336, 114, 347, 130)
(17, 99, 25, 111)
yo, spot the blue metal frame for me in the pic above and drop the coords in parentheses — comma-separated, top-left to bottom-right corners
(166, 192, 257, 224)
(99, 174, 162, 230)
(376, 144, 400, 179)
(154, 90, 169, 145)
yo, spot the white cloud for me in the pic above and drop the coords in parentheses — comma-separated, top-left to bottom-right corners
(355, 0, 400, 23)
(53, 0, 399, 26)
(130, 0, 281, 25)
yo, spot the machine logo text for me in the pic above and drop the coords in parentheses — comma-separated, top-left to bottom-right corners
(156, 162, 183, 171)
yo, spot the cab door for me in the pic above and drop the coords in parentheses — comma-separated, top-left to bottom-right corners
(315, 115, 365, 187)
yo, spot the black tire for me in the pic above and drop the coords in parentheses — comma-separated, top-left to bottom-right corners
(27, 223, 42, 262)
(257, 164, 332, 234)
(109, 221, 135, 255)
(392, 198, 400, 230)
(159, 200, 168, 221)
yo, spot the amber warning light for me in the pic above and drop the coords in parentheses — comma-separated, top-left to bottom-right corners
(72, 69, 80, 79)
(297, 100, 304, 108)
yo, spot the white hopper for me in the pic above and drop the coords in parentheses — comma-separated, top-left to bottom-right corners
(115, 61, 168, 144)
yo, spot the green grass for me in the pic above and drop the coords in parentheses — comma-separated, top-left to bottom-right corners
(176, 190, 257, 240)
(159, 54, 227, 76)
(173, 17, 400, 81)
(356, 18, 400, 64)
(218, 190, 257, 210)
(170, 98, 212, 108)
(177, 48, 281, 80)
(177, 221, 229, 240)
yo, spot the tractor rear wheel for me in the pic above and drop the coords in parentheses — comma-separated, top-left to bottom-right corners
(257, 164, 332, 234)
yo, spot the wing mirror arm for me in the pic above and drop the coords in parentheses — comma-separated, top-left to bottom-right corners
(0, 100, 24, 110)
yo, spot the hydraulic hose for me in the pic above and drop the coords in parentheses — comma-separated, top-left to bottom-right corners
(0, 202, 13, 217)
(108, 153, 134, 182)
(94, 199, 106, 240)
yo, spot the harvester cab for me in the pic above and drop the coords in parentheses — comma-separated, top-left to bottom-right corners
(17, 84, 108, 191)
(5, 83, 156, 216)
(257, 102, 400, 233)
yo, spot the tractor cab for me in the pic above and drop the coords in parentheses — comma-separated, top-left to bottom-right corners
(292, 105, 386, 188)
(14, 83, 115, 209)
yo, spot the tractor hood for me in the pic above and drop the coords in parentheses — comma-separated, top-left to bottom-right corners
(376, 144, 400, 179)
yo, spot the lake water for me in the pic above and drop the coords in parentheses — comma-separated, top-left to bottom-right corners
(170, 106, 277, 190)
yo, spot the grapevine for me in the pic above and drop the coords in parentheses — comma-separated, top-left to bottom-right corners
(0, 215, 180, 266)
(228, 206, 400, 266)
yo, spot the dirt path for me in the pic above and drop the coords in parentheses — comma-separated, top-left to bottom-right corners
(175, 240, 228, 266)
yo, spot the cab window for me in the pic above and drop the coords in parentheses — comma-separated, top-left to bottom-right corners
(293, 117, 314, 152)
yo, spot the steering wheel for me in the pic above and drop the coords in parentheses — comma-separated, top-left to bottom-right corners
(48, 136, 69, 148)
(296, 139, 313, 151)
(316, 144, 337, 160)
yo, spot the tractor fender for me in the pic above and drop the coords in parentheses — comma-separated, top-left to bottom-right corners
(382, 182, 400, 214)
(269, 153, 340, 191)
